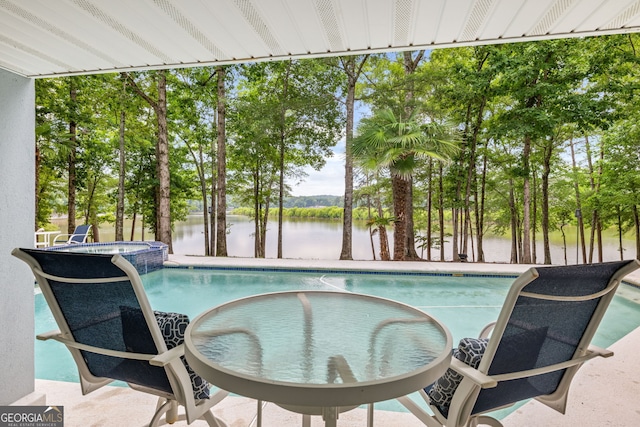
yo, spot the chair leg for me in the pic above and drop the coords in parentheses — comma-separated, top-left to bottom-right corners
(150, 398, 172, 427)
(396, 396, 440, 427)
(473, 416, 503, 427)
(203, 409, 227, 427)
(166, 400, 179, 424)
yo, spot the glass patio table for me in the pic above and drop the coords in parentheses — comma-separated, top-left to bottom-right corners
(185, 290, 452, 427)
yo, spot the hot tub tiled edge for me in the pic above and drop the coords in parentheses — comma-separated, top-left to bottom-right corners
(46, 241, 168, 275)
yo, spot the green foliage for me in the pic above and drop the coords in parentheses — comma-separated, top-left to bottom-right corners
(283, 195, 344, 208)
(32, 35, 640, 260)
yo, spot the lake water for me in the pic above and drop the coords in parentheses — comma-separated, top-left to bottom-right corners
(160, 215, 635, 264)
(54, 214, 634, 263)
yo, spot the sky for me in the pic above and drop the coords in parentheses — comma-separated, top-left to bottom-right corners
(289, 140, 346, 197)
(288, 101, 371, 197)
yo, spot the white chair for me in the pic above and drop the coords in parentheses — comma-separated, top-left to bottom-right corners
(53, 224, 91, 245)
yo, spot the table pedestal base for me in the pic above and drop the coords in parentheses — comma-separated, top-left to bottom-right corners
(274, 403, 359, 427)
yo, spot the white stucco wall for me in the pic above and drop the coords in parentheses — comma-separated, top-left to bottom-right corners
(0, 69, 36, 404)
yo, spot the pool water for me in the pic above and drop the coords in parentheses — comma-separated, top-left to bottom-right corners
(34, 267, 640, 414)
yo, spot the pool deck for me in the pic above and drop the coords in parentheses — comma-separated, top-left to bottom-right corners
(26, 256, 640, 426)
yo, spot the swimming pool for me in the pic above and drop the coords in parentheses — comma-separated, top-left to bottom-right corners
(34, 267, 640, 414)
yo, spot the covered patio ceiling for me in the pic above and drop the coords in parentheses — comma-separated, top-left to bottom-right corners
(2, 0, 640, 79)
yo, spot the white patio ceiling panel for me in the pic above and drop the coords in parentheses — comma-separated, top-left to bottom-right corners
(1, 0, 640, 78)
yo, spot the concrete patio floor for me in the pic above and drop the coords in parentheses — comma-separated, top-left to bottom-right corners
(27, 257, 640, 426)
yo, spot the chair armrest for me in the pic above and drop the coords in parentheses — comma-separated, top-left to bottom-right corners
(587, 344, 613, 358)
(448, 343, 612, 390)
(448, 344, 612, 390)
(490, 345, 613, 383)
(478, 322, 496, 339)
(449, 358, 497, 388)
(149, 344, 185, 367)
(53, 234, 71, 244)
(38, 330, 155, 361)
(37, 330, 63, 341)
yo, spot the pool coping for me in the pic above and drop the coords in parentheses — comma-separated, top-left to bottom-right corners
(164, 255, 640, 287)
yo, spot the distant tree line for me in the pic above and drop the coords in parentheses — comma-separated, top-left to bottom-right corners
(283, 195, 344, 208)
(232, 206, 376, 221)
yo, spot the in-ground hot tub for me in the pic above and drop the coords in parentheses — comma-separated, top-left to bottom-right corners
(47, 241, 168, 274)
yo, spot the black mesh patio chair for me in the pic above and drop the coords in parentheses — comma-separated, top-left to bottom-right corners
(396, 260, 640, 427)
(14, 247, 229, 427)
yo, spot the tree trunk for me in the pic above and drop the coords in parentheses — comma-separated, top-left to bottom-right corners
(198, 147, 210, 256)
(379, 226, 390, 261)
(253, 167, 261, 258)
(130, 212, 137, 241)
(634, 205, 640, 260)
(277, 61, 292, 259)
(155, 71, 172, 252)
(402, 51, 424, 260)
(277, 134, 285, 259)
(521, 135, 532, 264)
(261, 199, 270, 257)
(632, 205, 640, 259)
(86, 176, 99, 243)
(462, 103, 481, 260)
(392, 175, 409, 260)
(339, 57, 356, 260)
(210, 121, 216, 253)
(541, 139, 553, 264)
(531, 169, 538, 264)
(439, 163, 445, 262)
(597, 218, 604, 262)
(376, 193, 390, 261)
(476, 148, 487, 262)
(405, 179, 420, 259)
(617, 206, 624, 261)
(68, 79, 77, 234)
(216, 66, 228, 257)
(452, 207, 459, 261)
(116, 107, 126, 241)
(466, 54, 490, 263)
(560, 224, 568, 265)
(509, 179, 519, 264)
(125, 71, 172, 252)
(366, 190, 376, 261)
(339, 56, 368, 260)
(426, 159, 433, 261)
(569, 137, 587, 264)
(585, 134, 603, 263)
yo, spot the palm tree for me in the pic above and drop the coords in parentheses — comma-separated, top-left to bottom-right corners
(352, 108, 458, 260)
(366, 214, 394, 261)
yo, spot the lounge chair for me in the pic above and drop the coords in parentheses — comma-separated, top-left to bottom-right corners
(53, 224, 91, 245)
(396, 260, 640, 427)
(13, 247, 229, 427)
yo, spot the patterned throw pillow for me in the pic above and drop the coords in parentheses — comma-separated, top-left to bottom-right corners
(154, 311, 211, 400)
(426, 337, 489, 417)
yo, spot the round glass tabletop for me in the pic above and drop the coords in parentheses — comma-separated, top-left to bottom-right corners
(185, 290, 452, 408)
